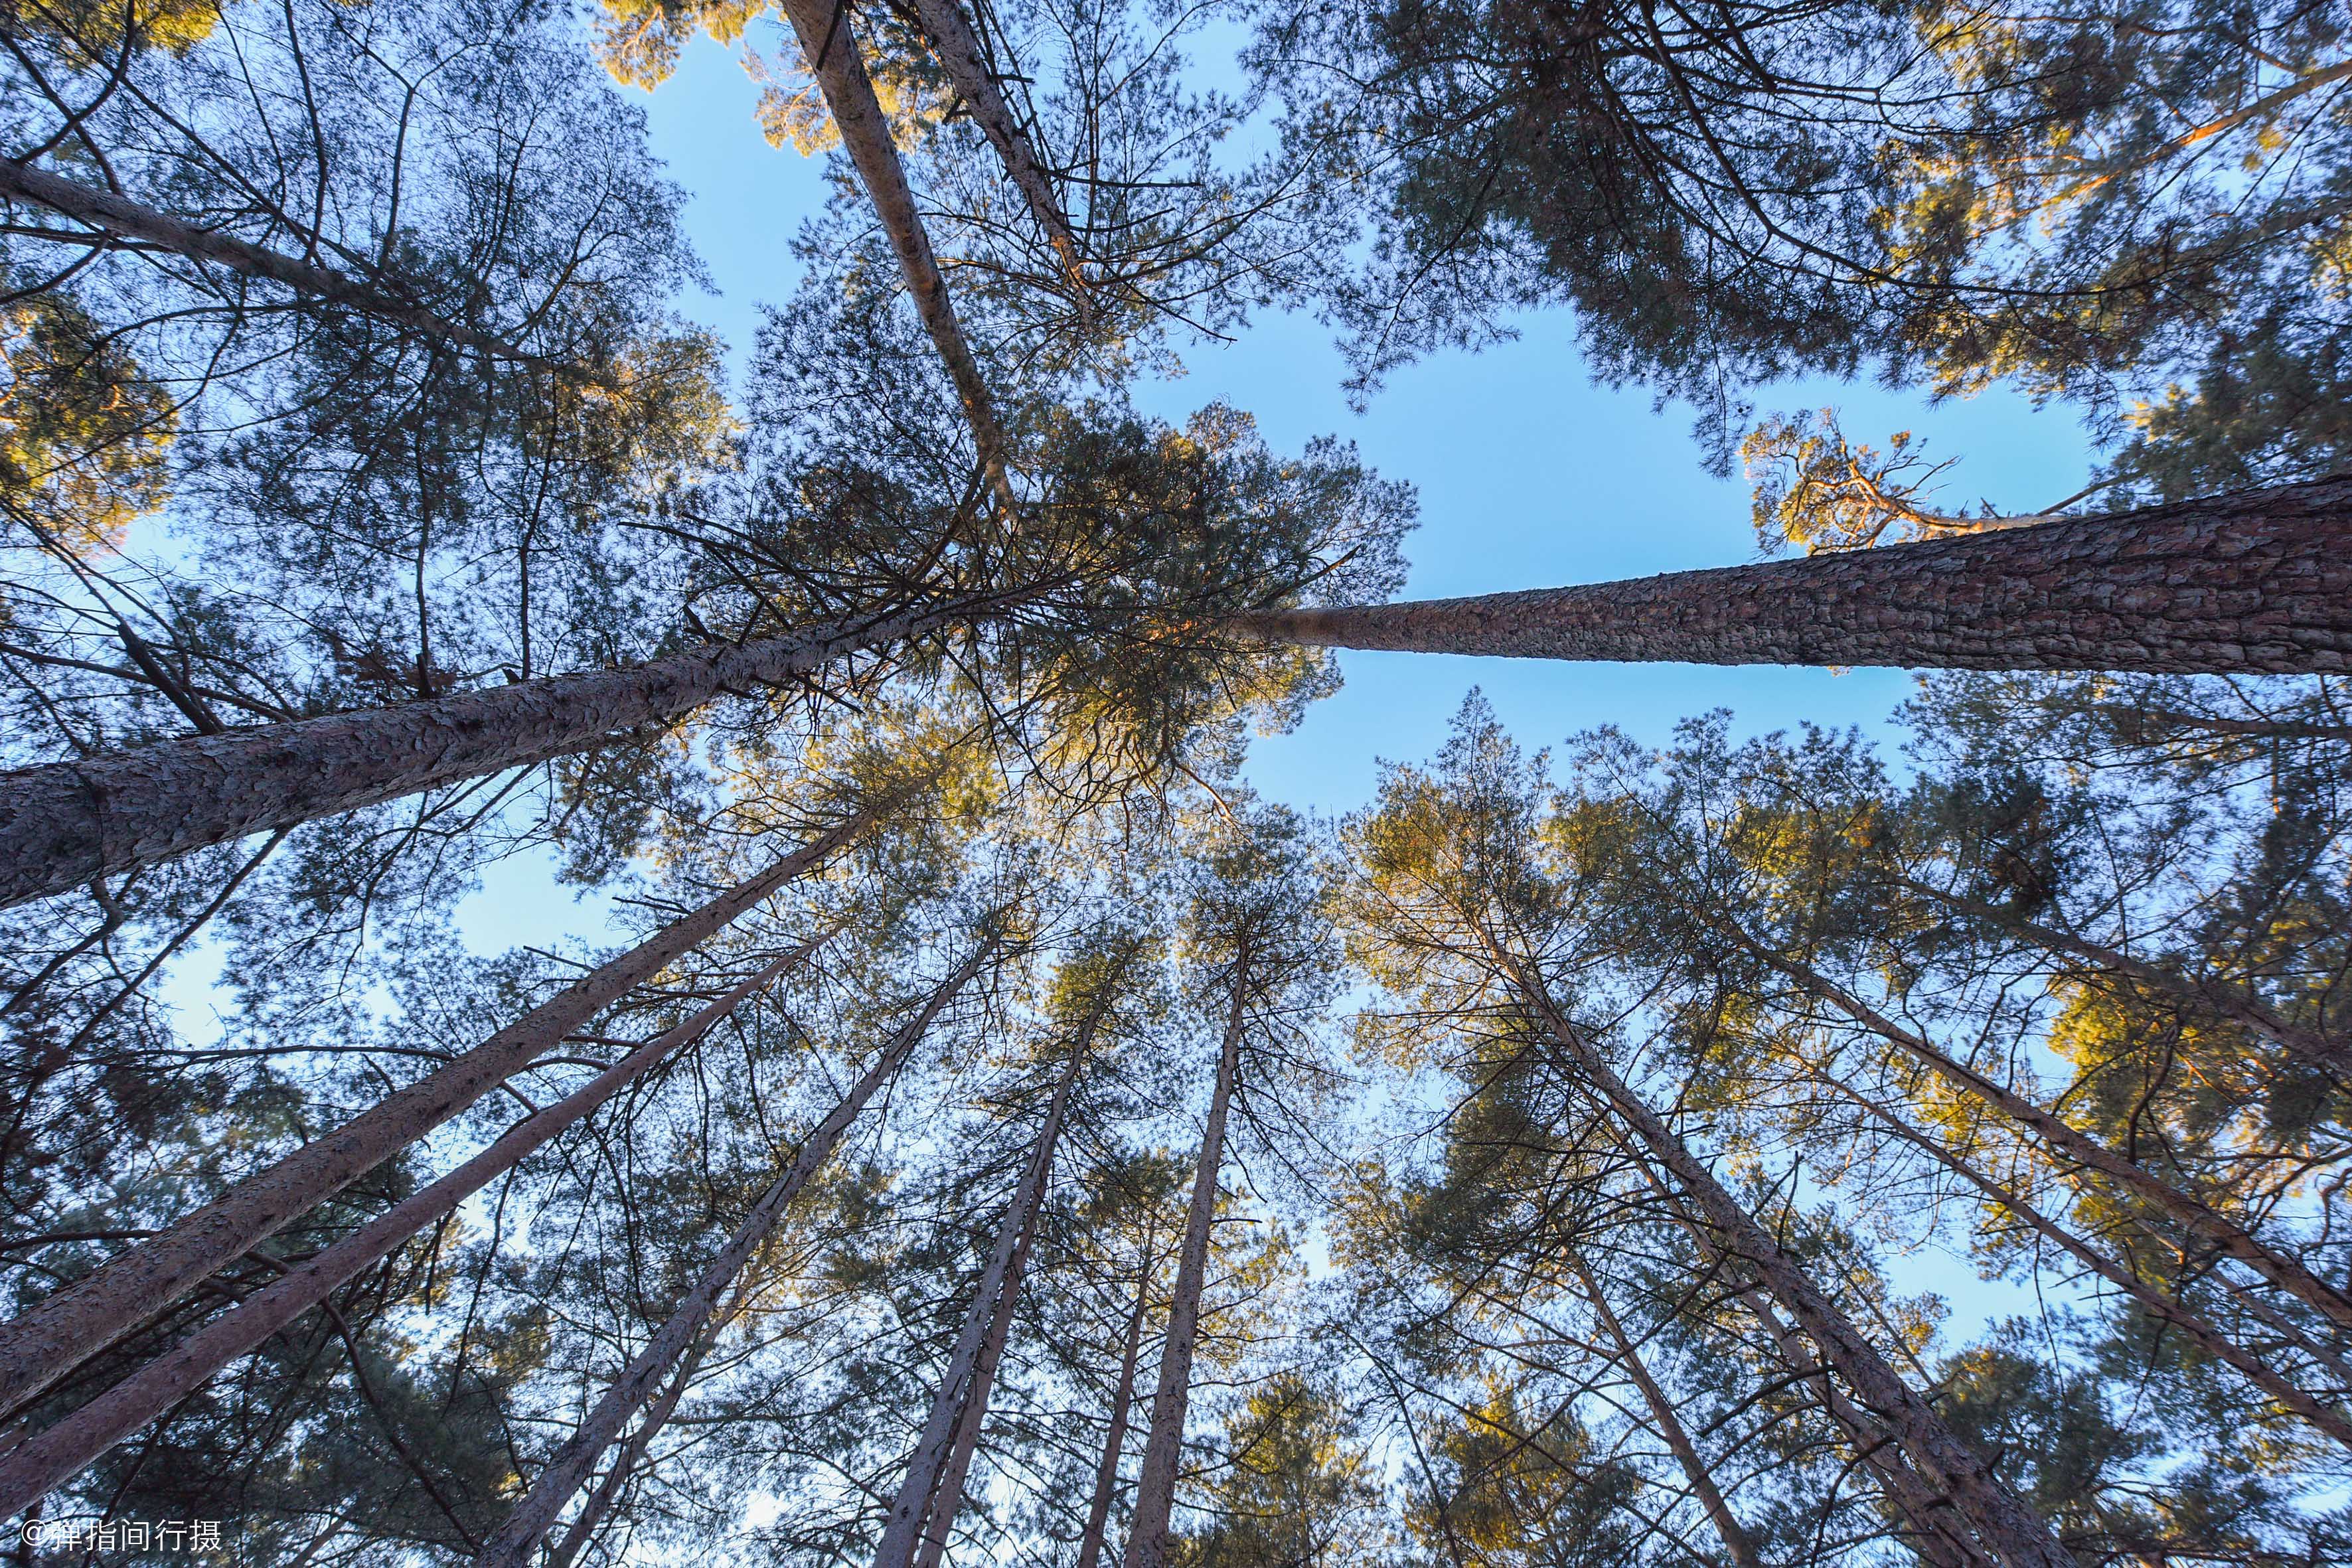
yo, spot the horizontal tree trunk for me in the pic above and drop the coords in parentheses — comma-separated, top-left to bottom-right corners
(1231, 477, 2352, 674)
(1497, 948, 2077, 1568)
(474, 944, 992, 1568)
(0, 933, 826, 1516)
(0, 818, 870, 1423)
(772, 0, 1019, 515)
(0, 157, 584, 381)
(0, 599, 971, 909)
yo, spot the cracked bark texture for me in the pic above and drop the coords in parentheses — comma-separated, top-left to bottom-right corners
(0, 932, 830, 1517)
(474, 945, 990, 1568)
(0, 816, 873, 1426)
(0, 600, 965, 909)
(0, 158, 586, 381)
(772, 0, 1020, 514)
(1232, 477, 2352, 674)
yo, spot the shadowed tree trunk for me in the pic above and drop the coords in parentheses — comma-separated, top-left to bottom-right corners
(1564, 1252, 1764, 1568)
(1075, 1241, 1156, 1568)
(474, 943, 995, 1568)
(1743, 935, 2352, 1338)
(900, 0, 1089, 303)
(0, 929, 834, 1516)
(1813, 1072, 2352, 1449)
(0, 597, 978, 909)
(1492, 946, 2079, 1568)
(0, 815, 872, 1423)
(1231, 478, 2352, 675)
(771, 0, 1019, 514)
(872, 1028, 1093, 1568)
(1121, 967, 1244, 1568)
(0, 157, 593, 381)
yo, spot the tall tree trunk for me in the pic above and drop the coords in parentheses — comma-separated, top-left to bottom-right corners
(1075, 1245, 1156, 1568)
(1120, 969, 1245, 1568)
(542, 1324, 712, 1568)
(1564, 1253, 1763, 1568)
(1231, 477, 2352, 675)
(0, 930, 832, 1516)
(1490, 947, 2078, 1568)
(0, 157, 589, 381)
(1743, 936, 2352, 1338)
(871, 1031, 1093, 1568)
(771, 0, 1018, 514)
(0, 597, 980, 909)
(1620, 1149, 1996, 1568)
(1890, 874, 2352, 1077)
(475, 944, 993, 1568)
(1814, 1073, 2352, 1449)
(0, 817, 870, 1423)
(910, 1118, 1051, 1568)
(900, 0, 1088, 305)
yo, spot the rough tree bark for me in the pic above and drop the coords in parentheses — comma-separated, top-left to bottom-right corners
(0, 157, 591, 381)
(1814, 1073, 2352, 1449)
(1231, 477, 2352, 675)
(0, 931, 831, 1516)
(1074, 1243, 1156, 1568)
(1891, 874, 2352, 1077)
(0, 815, 872, 1423)
(900, 0, 1089, 303)
(1492, 947, 2078, 1568)
(870, 1028, 1093, 1568)
(771, 0, 1019, 514)
(0, 597, 975, 909)
(1564, 1252, 1764, 1568)
(1743, 936, 2352, 1338)
(474, 944, 994, 1568)
(1120, 967, 1244, 1568)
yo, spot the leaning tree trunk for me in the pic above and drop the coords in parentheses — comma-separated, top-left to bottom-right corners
(475, 944, 994, 1568)
(1493, 949, 2078, 1568)
(900, 0, 1089, 303)
(1891, 874, 2352, 1077)
(1074, 1243, 1156, 1568)
(0, 157, 586, 381)
(1565, 1253, 1763, 1568)
(0, 597, 976, 909)
(1745, 935, 2352, 1338)
(0, 816, 870, 1423)
(771, 0, 1018, 514)
(1120, 969, 1245, 1568)
(1232, 477, 2352, 674)
(871, 1031, 1093, 1568)
(911, 1119, 1052, 1568)
(0, 931, 830, 1516)
(1816, 1073, 2352, 1449)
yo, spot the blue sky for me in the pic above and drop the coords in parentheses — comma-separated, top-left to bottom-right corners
(427, 29, 2116, 1338)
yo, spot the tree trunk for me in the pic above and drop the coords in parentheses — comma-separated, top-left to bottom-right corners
(0, 597, 978, 909)
(1075, 1249, 1154, 1568)
(1120, 970, 1244, 1568)
(542, 1328, 710, 1568)
(1892, 874, 2352, 1077)
(1565, 1253, 1763, 1568)
(911, 1119, 1050, 1568)
(0, 157, 589, 382)
(1816, 1073, 2352, 1449)
(0, 931, 832, 1516)
(0, 817, 870, 1423)
(871, 1032, 1092, 1568)
(1231, 477, 2352, 674)
(1494, 950, 2078, 1568)
(1745, 937, 2352, 1338)
(771, 0, 1018, 514)
(475, 944, 993, 1568)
